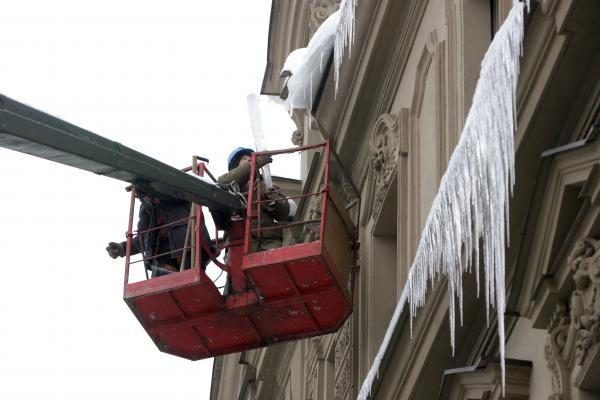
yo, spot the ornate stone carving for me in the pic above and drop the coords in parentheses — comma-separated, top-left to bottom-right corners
(339, 175, 357, 205)
(291, 129, 304, 146)
(567, 238, 600, 365)
(334, 319, 351, 368)
(334, 357, 351, 400)
(305, 337, 324, 400)
(545, 237, 600, 399)
(309, 0, 341, 35)
(334, 319, 352, 400)
(305, 193, 323, 242)
(370, 113, 400, 213)
(545, 302, 572, 400)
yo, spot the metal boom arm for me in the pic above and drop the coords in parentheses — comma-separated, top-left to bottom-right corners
(0, 94, 242, 212)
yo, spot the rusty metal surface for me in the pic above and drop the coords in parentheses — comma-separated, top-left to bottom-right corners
(121, 140, 358, 360)
(125, 242, 351, 360)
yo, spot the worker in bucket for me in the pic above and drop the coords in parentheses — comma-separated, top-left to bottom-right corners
(105, 191, 216, 277)
(217, 147, 290, 251)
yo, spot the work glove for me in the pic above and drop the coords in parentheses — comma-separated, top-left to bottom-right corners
(265, 184, 283, 199)
(256, 155, 273, 169)
(106, 242, 125, 259)
(264, 185, 284, 211)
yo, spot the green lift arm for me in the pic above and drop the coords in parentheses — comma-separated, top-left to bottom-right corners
(0, 94, 242, 212)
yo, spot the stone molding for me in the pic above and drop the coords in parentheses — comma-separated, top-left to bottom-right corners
(540, 0, 559, 16)
(305, 337, 325, 400)
(409, 29, 447, 168)
(407, 29, 447, 249)
(443, 362, 532, 400)
(525, 138, 600, 328)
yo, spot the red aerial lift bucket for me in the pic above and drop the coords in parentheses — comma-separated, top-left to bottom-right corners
(122, 141, 359, 360)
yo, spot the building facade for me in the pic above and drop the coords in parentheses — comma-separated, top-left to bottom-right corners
(211, 0, 600, 399)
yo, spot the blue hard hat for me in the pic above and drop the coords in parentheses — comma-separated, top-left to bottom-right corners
(227, 147, 254, 171)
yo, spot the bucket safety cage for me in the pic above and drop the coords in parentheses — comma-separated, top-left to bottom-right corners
(122, 141, 360, 360)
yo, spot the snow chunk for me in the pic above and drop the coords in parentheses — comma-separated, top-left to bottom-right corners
(281, 0, 357, 113)
(283, 10, 340, 113)
(281, 48, 308, 78)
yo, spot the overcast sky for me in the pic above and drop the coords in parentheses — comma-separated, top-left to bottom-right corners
(0, 1, 296, 399)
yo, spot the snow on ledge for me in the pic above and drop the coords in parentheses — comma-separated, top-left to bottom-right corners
(280, 0, 357, 114)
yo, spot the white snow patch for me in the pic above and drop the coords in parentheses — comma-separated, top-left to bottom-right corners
(357, 2, 526, 399)
(283, 10, 340, 113)
(280, 0, 357, 113)
(281, 48, 308, 78)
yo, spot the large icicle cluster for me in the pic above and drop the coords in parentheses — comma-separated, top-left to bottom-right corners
(281, 0, 357, 113)
(334, 0, 356, 95)
(357, 2, 528, 399)
(283, 10, 340, 113)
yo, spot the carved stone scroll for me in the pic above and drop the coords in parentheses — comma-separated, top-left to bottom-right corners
(545, 302, 572, 400)
(309, 0, 341, 35)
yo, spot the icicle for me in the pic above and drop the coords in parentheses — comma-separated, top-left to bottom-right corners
(246, 94, 273, 188)
(334, 0, 357, 97)
(283, 11, 340, 114)
(282, 0, 357, 111)
(309, 72, 314, 130)
(357, 3, 526, 399)
(320, 51, 325, 73)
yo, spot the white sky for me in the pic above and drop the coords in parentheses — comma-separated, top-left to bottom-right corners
(0, 1, 296, 399)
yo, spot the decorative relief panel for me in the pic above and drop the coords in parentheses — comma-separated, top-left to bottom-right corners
(567, 238, 600, 366)
(360, 113, 402, 226)
(334, 319, 352, 400)
(335, 357, 351, 400)
(309, 0, 341, 35)
(545, 302, 572, 400)
(305, 337, 324, 400)
(305, 194, 323, 242)
(371, 113, 400, 212)
(335, 318, 351, 367)
(545, 237, 600, 399)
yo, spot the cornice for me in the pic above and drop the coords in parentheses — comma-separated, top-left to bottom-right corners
(261, 0, 312, 95)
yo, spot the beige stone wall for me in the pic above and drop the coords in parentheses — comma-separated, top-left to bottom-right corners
(506, 318, 553, 400)
(211, 0, 600, 399)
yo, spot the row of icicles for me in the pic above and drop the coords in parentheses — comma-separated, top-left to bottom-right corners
(275, 0, 529, 398)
